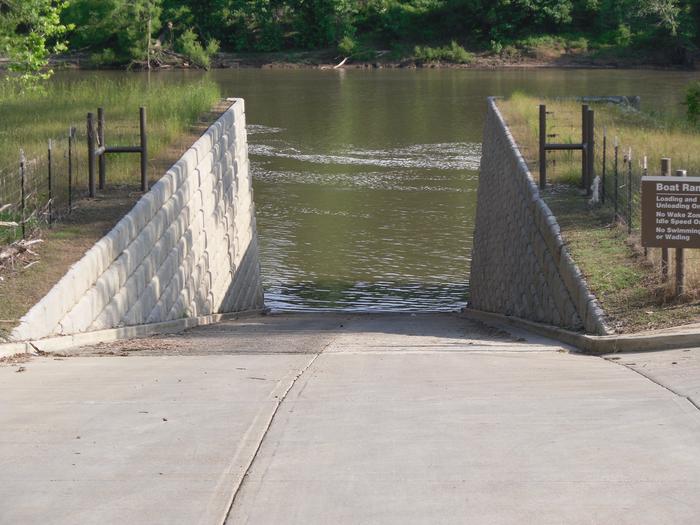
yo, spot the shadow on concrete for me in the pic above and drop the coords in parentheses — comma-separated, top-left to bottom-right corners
(69, 311, 569, 357)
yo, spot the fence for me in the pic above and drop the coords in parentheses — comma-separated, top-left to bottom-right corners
(539, 101, 696, 298)
(0, 108, 148, 246)
(0, 127, 89, 244)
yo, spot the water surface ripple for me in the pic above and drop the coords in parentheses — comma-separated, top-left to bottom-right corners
(209, 68, 696, 312)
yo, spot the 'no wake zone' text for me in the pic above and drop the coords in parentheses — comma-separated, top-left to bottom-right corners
(641, 176, 700, 248)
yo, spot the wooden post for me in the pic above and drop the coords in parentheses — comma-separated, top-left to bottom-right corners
(661, 158, 671, 281)
(581, 104, 589, 190)
(601, 128, 606, 203)
(642, 156, 648, 257)
(675, 168, 687, 297)
(586, 108, 594, 196)
(19, 150, 25, 240)
(47, 139, 53, 226)
(68, 127, 74, 213)
(613, 137, 619, 219)
(87, 112, 96, 198)
(627, 147, 633, 235)
(98, 107, 106, 190)
(539, 104, 546, 189)
(140, 107, 148, 192)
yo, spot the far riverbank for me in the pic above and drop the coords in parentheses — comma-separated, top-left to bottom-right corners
(11, 48, 695, 73)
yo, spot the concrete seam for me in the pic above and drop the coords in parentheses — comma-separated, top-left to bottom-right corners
(604, 357, 700, 413)
(219, 335, 336, 524)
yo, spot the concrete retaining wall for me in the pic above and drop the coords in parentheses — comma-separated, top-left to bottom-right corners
(469, 98, 609, 335)
(12, 98, 264, 341)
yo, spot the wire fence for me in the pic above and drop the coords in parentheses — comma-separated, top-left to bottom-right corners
(0, 126, 92, 244)
(540, 102, 696, 233)
(542, 101, 699, 297)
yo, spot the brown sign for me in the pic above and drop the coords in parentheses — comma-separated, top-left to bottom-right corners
(642, 176, 700, 248)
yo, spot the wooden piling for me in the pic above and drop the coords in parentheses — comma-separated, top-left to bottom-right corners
(87, 112, 96, 198)
(98, 107, 106, 190)
(140, 107, 148, 192)
(581, 105, 589, 190)
(539, 105, 546, 189)
(660, 158, 671, 281)
(675, 168, 687, 297)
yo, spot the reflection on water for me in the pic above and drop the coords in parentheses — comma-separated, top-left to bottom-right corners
(207, 68, 696, 311)
(247, 120, 477, 311)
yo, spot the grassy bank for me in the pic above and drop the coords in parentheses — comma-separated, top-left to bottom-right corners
(0, 77, 222, 339)
(0, 75, 220, 244)
(0, 75, 220, 176)
(499, 94, 700, 333)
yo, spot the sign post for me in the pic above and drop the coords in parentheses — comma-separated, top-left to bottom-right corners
(642, 174, 700, 296)
(641, 175, 700, 249)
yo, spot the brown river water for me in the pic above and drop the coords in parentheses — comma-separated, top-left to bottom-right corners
(60, 68, 700, 312)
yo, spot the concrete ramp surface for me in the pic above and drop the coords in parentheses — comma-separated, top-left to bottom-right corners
(1, 314, 700, 524)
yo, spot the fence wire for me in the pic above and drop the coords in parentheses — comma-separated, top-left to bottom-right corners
(0, 126, 90, 242)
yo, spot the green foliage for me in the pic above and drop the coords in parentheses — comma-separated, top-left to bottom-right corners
(177, 29, 219, 69)
(0, 0, 72, 86)
(63, 0, 162, 65)
(413, 41, 474, 63)
(48, 0, 700, 62)
(686, 81, 700, 126)
(613, 24, 633, 47)
(337, 35, 357, 56)
(0, 75, 221, 180)
(90, 48, 119, 67)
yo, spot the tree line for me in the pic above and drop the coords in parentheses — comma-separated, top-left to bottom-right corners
(2, 0, 700, 79)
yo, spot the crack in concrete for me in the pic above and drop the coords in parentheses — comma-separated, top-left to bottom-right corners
(604, 357, 700, 413)
(219, 332, 337, 524)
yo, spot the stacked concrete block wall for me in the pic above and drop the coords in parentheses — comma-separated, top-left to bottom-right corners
(12, 98, 264, 341)
(469, 98, 609, 335)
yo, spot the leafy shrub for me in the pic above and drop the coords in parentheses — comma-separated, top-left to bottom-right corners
(500, 45, 520, 59)
(177, 29, 219, 70)
(338, 35, 357, 56)
(413, 41, 474, 64)
(90, 48, 120, 67)
(567, 36, 588, 53)
(686, 82, 700, 126)
(613, 24, 633, 47)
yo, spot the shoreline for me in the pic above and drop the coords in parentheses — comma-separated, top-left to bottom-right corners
(23, 51, 696, 73)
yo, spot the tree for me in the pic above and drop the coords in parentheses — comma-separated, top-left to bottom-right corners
(63, 0, 162, 65)
(640, 0, 681, 35)
(0, 0, 71, 84)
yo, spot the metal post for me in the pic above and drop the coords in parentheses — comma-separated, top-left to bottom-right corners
(20, 150, 26, 240)
(98, 107, 106, 190)
(676, 169, 687, 297)
(140, 107, 148, 192)
(627, 147, 633, 235)
(581, 104, 589, 189)
(48, 139, 53, 226)
(613, 138, 619, 219)
(539, 105, 546, 189)
(586, 109, 595, 196)
(87, 112, 96, 197)
(661, 158, 671, 281)
(68, 127, 74, 213)
(601, 129, 607, 204)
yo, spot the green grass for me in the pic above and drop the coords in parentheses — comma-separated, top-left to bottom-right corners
(413, 41, 474, 64)
(501, 92, 700, 190)
(0, 74, 220, 244)
(0, 74, 221, 185)
(499, 94, 700, 332)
